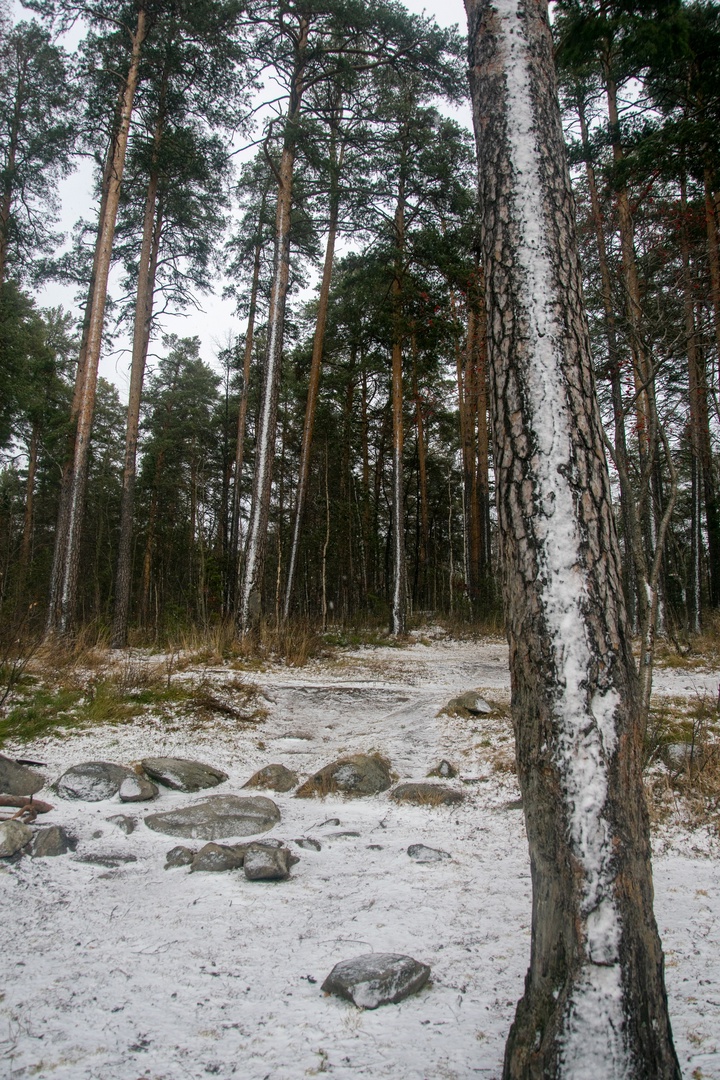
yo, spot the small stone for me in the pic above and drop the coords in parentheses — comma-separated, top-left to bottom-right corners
(295, 754, 392, 798)
(390, 783, 464, 807)
(325, 831, 361, 840)
(0, 820, 32, 857)
(321, 953, 430, 1009)
(243, 843, 290, 880)
(32, 825, 77, 857)
(407, 844, 451, 863)
(0, 754, 45, 797)
(427, 760, 457, 779)
(107, 814, 136, 835)
(144, 794, 281, 840)
(141, 757, 228, 793)
(294, 837, 321, 851)
(164, 845, 195, 869)
(55, 761, 136, 801)
(244, 764, 298, 792)
(502, 799, 523, 811)
(119, 775, 158, 802)
(190, 842, 247, 873)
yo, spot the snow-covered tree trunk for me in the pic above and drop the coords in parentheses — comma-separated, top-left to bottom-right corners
(464, 1, 680, 1076)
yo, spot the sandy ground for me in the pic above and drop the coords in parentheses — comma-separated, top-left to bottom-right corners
(1, 633, 718, 1079)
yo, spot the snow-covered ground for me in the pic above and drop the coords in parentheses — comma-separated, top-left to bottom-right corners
(1, 634, 718, 1079)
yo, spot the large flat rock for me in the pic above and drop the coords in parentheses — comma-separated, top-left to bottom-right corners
(144, 794, 280, 840)
(141, 757, 228, 793)
(0, 754, 45, 797)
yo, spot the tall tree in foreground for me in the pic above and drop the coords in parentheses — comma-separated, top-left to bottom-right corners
(464, 0, 679, 1075)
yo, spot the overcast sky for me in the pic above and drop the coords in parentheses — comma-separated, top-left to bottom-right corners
(24, 0, 472, 398)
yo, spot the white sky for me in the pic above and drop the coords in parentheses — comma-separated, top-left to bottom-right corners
(19, 0, 472, 399)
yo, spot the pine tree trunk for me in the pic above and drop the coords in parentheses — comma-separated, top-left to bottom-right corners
(682, 177, 720, 612)
(412, 329, 429, 607)
(0, 55, 24, 287)
(705, 166, 720, 360)
(283, 140, 341, 620)
(465, 1, 680, 1075)
(390, 188, 406, 636)
(19, 420, 39, 582)
(46, 7, 148, 637)
(227, 185, 269, 607)
(238, 16, 309, 634)
(112, 181, 164, 648)
(577, 96, 636, 620)
(473, 271, 493, 603)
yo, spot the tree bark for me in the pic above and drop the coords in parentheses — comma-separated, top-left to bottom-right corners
(705, 166, 720, 361)
(237, 15, 309, 634)
(465, 1, 680, 1075)
(46, 6, 148, 637)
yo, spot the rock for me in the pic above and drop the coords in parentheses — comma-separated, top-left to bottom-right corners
(32, 825, 77, 857)
(107, 814, 136, 835)
(144, 794, 280, 840)
(140, 757, 228, 793)
(390, 783, 464, 807)
(244, 764, 298, 793)
(165, 845, 195, 869)
(243, 843, 291, 881)
(0, 820, 32, 857)
(321, 953, 430, 1009)
(407, 843, 451, 863)
(76, 853, 138, 868)
(294, 837, 321, 851)
(325, 831, 361, 840)
(119, 775, 158, 802)
(55, 761, 136, 802)
(295, 754, 392, 798)
(427, 759, 457, 779)
(190, 842, 247, 873)
(443, 691, 494, 717)
(0, 754, 45, 797)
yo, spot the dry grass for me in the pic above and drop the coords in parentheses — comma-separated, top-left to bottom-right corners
(644, 693, 720, 832)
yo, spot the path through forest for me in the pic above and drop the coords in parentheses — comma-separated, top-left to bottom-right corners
(1, 633, 719, 1079)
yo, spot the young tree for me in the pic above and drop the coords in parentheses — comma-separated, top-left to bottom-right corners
(465, 0, 680, 1075)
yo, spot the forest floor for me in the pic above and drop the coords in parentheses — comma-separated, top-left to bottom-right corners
(1, 630, 719, 1080)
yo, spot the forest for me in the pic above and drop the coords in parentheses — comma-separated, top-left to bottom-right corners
(0, 0, 719, 655)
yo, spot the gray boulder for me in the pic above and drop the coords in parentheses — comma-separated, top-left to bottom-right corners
(295, 754, 392, 798)
(322, 953, 430, 1009)
(144, 794, 280, 840)
(390, 782, 464, 807)
(32, 825, 77, 857)
(0, 754, 45, 797)
(243, 843, 290, 881)
(55, 761, 136, 801)
(0, 820, 32, 857)
(119, 775, 158, 802)
(141, 757, 228, 793)
(443, 691, 493, 717)
(190, 842, 247, 873)
(407, 843, 451, 863)
(164, 845, 195, 869)
(244, 764, 298, 792)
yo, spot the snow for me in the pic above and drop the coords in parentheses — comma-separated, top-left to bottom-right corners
(493, 0, 630, 1067)
(1, 636, 719, 1078)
